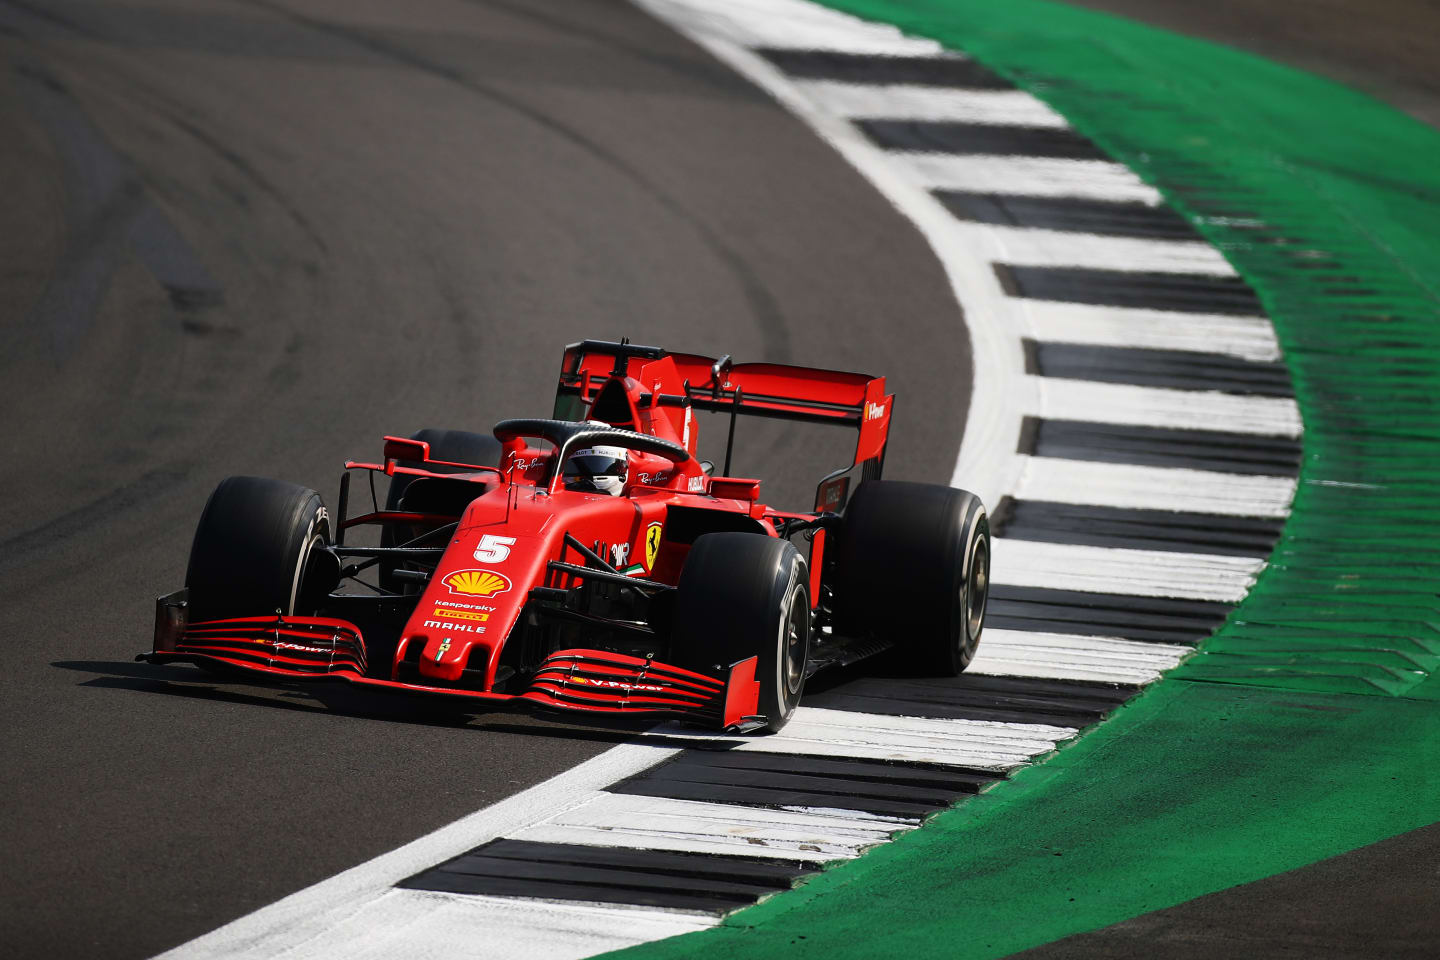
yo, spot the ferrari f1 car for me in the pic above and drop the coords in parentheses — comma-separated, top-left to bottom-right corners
(143, 341, 989, 732)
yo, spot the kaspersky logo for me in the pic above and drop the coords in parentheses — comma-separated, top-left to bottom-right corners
(443, 569, 511, 598)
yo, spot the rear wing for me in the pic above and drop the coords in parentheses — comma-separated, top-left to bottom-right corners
(553, 340, 893, 506)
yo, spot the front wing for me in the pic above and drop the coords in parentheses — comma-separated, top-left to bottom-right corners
(141, 593, 763, 732)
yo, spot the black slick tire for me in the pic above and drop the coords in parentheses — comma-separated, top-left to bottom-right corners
(185, 476, 333, 623)
(381, 428, 502, 589)
(837, 480, 989, 675)
(673, 533, 810, 733)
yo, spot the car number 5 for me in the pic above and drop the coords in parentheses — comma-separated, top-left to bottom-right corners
(473, 535, 517, 563)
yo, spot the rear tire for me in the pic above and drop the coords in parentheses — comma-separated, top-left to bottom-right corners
(381, 428, 502, 590)
(837, 480, 988, 675)
(673, 533, 810, 732)
(185, 476, 333, 623)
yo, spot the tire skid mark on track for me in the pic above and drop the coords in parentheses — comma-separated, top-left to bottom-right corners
(0, 467, 192, 577)
(14, 61, 223, 357)
(236, 0, 796, 362)
(157, 0, 1300, 956)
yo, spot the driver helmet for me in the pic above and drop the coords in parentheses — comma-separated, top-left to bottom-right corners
(562, 445, 628, 496)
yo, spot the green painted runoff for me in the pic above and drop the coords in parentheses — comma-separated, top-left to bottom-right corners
(605, 0, 1440, 957)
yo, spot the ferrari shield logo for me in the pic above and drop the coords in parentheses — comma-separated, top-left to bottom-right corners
(644, 522, 663, 571)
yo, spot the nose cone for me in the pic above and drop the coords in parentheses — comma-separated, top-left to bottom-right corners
(402, 566, 520, 688)
(416, 630, 480, 684)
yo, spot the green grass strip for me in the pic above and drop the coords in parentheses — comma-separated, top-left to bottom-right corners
(605, 0, 1440, 956)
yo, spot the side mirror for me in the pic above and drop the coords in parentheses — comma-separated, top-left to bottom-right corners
(815, 475, 850, 513)
(699, 459, 715, 477)
(383, 436, 430, 463)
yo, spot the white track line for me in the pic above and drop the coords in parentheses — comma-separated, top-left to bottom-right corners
(894, 153, 1165, 204)
(734, 707, 1074, 767)
(155, 743, 684, 959)
(1017, 457, 1298, 517)
(968, 630, 1192, 684)
(794, 82, 1069, 127)
(984, 226, 1237, 274)
(642, 0, 953, 54)
(514, 791, 912, 861)
(1019, 301, 1281, 362)
(253, 891, 719, 960)
(653, 706, 1074, 768)
(1028, 379, 1303, 437)
(991, 539, 1264, 602)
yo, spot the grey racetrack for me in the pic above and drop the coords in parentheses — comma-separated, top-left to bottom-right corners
(4, 0, 1435, 957)
(0, 1, 967, 956)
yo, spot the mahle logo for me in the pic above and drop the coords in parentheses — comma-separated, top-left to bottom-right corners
(443, 569, 511, 598)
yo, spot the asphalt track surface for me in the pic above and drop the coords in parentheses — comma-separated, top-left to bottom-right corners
(4, 0, 1435, 958)
(1017, 820, 1440, 960)
(0, 1, 969, 956)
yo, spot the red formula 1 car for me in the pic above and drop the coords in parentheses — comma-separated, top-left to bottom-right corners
(143, 341, 990, 732)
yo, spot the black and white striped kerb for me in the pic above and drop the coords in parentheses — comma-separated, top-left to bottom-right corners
(401, 840, 818, 912)
(610, 751, 999, 820)
(998, 265, 1265, 315)
(938, 193, 1198, 239)
(397, 0, 1301, 922)
(992, 499, 1288, 557)
(1018, 418, 1303, 475)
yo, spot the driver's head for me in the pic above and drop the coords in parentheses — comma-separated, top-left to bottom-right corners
(562, 445, 628, 496)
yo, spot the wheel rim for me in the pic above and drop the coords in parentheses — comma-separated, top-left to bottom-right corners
(965, 536, 989, 643)
(782, 584, 808, 697)
(288, 510, 329, 615)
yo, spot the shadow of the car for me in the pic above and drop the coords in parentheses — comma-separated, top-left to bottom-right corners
(50, 659, 661, 741)
(52, 661, 781, 747)
(54, 658, 480, 728)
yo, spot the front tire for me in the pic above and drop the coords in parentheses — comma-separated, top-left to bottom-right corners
(185, 476, 333, 623)
(673, 533, 810, 732)
(837, 480, 989, 675)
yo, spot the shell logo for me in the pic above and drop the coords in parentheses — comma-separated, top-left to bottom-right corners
(443, 569, 511, 598)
